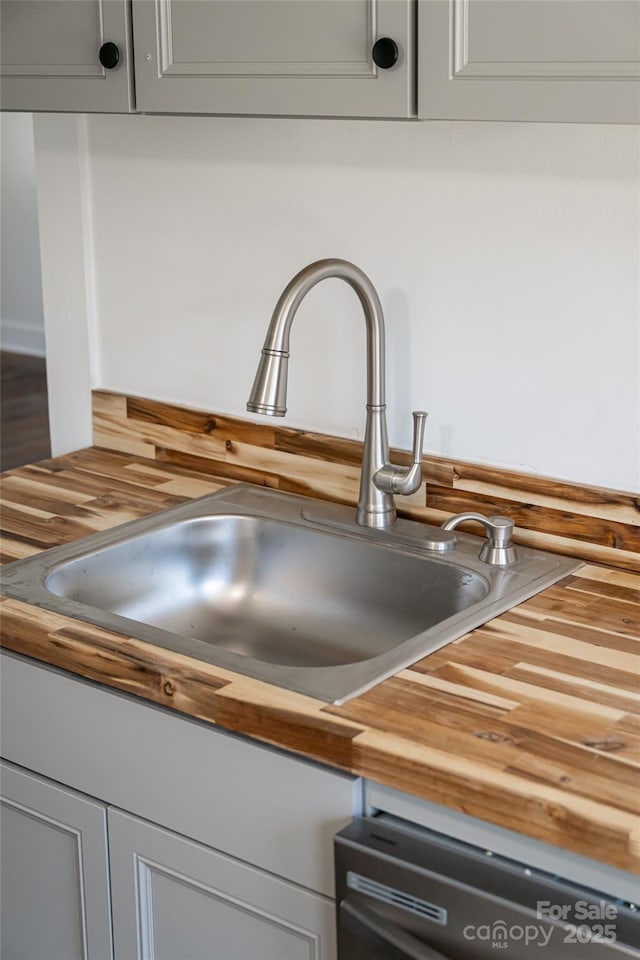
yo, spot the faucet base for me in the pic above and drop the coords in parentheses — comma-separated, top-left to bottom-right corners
(356, 505, 397, 530)
(357, 405, 397, 530)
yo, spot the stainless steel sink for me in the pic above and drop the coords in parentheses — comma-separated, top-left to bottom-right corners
(1, 484, 580, 703)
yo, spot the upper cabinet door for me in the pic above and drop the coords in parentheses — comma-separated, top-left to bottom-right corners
(0, 0, 133, 113)
(132, 0, 415, 117)
(418, 0, 640, 123)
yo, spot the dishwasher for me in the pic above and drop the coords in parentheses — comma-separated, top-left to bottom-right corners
(335, 817, 640, 959)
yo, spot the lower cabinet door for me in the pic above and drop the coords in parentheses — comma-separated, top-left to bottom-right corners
(108, 808, 337, 960)
(0, 760, 113, 960)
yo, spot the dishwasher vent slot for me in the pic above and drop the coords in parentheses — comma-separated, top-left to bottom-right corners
(346, 870, 447, 925)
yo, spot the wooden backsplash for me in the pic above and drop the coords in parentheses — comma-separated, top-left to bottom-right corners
(93, 391, 639, 573)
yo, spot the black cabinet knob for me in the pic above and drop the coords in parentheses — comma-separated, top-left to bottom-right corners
(99, 42, 120, 70)
(372, 37, 398, 69)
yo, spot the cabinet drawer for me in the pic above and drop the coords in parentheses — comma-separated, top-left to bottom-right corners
(1, 652, 362, 895)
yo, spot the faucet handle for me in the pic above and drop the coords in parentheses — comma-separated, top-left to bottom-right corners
(374, 411, 428, 497)
(410, 411, 428, 465)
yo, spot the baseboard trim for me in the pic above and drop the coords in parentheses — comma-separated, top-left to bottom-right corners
(0, 319, 46, 358)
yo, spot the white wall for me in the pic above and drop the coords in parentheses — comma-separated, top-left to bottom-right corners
(35, 115, 640, 491)
(0, 113, 45, 356)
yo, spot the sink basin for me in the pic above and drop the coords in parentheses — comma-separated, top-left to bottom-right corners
(1, 484, 580, 703)
(45, 514, 489, 670)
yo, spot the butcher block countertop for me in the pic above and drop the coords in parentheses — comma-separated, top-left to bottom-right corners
(1, 447, 639, 875)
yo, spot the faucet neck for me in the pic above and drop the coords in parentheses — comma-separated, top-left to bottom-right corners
(249, 257, 417, 530)
(262, 258, 386, 409)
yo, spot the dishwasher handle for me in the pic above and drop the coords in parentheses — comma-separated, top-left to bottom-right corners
(340, 894, 453, 960)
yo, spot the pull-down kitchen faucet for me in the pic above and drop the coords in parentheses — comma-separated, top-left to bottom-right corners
(247, 258, 427, 530)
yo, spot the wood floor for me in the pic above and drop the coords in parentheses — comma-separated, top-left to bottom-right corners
(1, 351, 51, 471)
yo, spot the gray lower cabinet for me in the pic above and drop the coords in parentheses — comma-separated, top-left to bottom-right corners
(0, 759, 336, 960)
(0, 0, 134, 113)
(0, 760, 113, 960)
(108, 809, 336, 960)
(1, 653, 353, 959)
(419, 0, 640, 123)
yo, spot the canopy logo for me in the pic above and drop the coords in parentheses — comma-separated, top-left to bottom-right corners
(462, 901, 619, 949)
(462, 922, 553, 949)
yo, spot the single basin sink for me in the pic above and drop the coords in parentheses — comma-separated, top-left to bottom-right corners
(1, 485, 580, 703)
(45, 514, 489, 670)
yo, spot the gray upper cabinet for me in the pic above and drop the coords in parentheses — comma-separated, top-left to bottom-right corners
(419, 0, 640, 123)
(0, 0, 133, 113)
(131, 0, 415, 117)
(0, 761, 113, 960)
(1, 0, 638, 120)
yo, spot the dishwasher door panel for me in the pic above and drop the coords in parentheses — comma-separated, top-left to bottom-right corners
(335, 817, 640, 959)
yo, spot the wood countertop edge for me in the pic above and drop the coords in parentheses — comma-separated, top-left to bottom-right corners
(1, 592, 639, 877)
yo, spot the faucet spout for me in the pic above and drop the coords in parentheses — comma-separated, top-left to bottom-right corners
(247, 259, 426, 529)
(248, 258, 385, 412)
